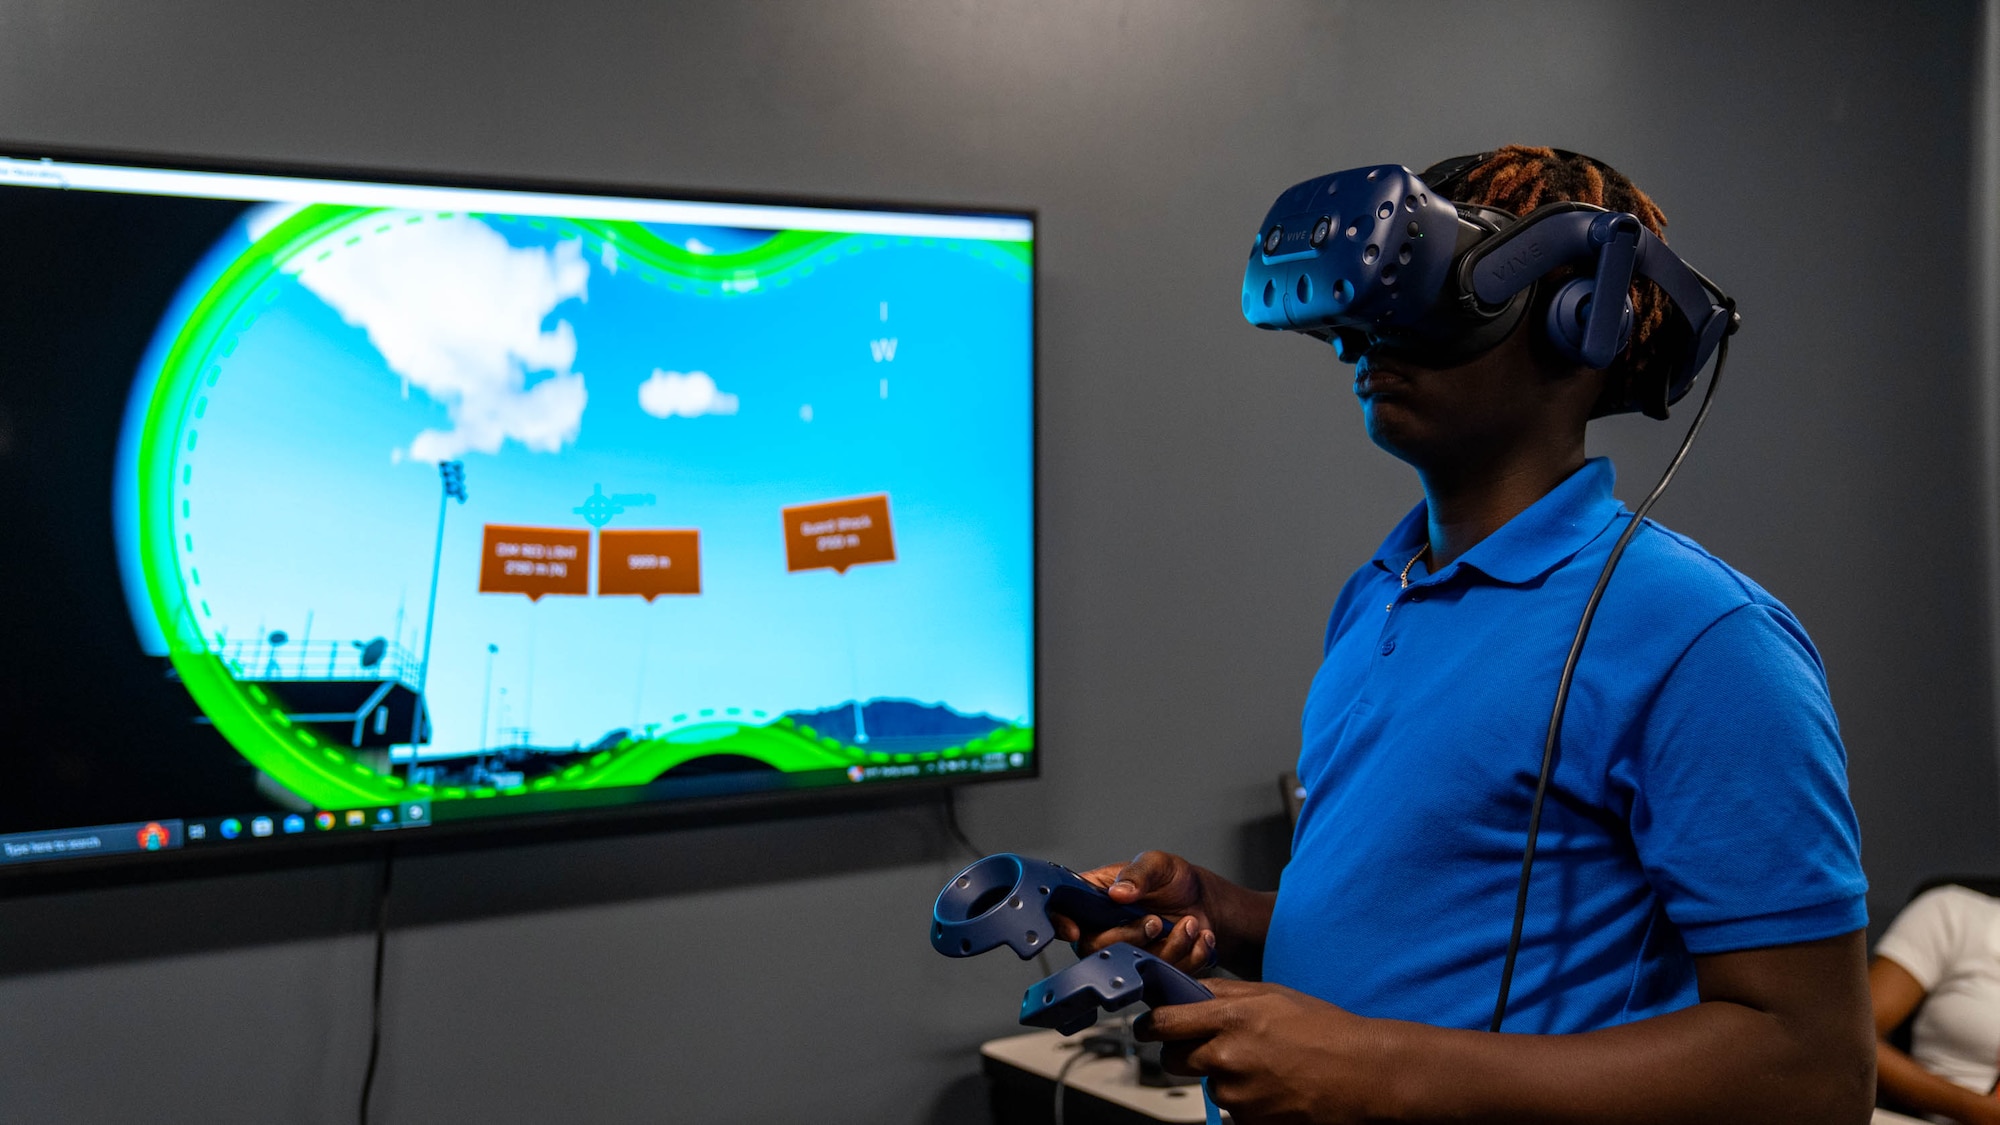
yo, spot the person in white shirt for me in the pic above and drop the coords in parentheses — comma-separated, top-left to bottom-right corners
(1873, 884, 2000, 1124)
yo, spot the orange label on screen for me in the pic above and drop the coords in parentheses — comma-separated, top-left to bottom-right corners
(598, 529, 702, 599)
(478, 525, 590, 601)
(782, 494, 896, 574)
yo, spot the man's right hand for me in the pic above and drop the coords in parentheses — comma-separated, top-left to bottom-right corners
(1049, 850, 1269, 978)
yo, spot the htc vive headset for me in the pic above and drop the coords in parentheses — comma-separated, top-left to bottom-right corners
(1241, 151, 1737, 418)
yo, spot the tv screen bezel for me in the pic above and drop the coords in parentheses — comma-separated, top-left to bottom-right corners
(0, 140, 1040, 883)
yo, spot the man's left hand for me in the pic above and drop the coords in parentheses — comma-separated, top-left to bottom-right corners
(1137, 978, 1391, 1125)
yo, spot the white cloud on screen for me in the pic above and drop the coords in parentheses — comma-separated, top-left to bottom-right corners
(290, 215, 591, 461)
(245, 202, 306, 243)
(638, 370, 739, 418)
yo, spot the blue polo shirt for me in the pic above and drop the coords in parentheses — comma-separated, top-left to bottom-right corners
(1262, 458, 1866, 1033)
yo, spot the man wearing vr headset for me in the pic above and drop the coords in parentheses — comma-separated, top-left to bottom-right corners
(1054, 147, 1874, 1124)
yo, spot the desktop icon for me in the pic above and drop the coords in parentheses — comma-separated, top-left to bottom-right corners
(188, 823, 207, 841)
(847, 765, 865, 783)
(282, 814, 305, 835)
(345, 810, 365, 827)
(220, 818, 242, 839)
(315, 811, 335, 830)
(135, 822, 170, 851)
(375, 808, 394, 825)
(404, 804, 426, 822)
(1009, 752, 1025, 768)
(250, 816, 273, 837)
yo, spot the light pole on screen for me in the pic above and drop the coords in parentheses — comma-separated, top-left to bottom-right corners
(411, 460, 467, 774)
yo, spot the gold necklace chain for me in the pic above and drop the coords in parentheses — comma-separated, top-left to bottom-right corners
(1398, 545, 1429, 588)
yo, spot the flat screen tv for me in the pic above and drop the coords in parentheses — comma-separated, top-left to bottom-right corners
(0, 148, 1036, 873)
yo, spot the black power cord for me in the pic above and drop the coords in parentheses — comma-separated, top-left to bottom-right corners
(1489, 318, 1734, 1033)
(1052, 1029, 1130, 1125)
(358, 846, 395, 1124)
(940, 787, 983, 862)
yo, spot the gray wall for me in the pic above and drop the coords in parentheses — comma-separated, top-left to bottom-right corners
(2, 1, 1995, 1121)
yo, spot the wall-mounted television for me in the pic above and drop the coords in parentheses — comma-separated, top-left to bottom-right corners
(0, 148, 1035, 873)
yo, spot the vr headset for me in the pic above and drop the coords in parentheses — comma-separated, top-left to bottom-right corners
(1241, 151, 1736, 418)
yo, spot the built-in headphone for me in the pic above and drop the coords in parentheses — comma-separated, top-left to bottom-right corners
(1241, 152, 1736, 419)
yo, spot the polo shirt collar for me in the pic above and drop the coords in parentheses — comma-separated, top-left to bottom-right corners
(1369, 457, 1627, 587)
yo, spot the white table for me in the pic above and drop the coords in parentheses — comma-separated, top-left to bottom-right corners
(981, 1028, 1222, 1123)
(986, 1030, 1928, 1125)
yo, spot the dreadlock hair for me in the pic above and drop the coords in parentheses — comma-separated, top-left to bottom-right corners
(1444, 145, 1673, 417)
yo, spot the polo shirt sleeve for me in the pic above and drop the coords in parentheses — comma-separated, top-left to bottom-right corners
(1875, 887, 1975, 990)
(1619, 602, 1868, 955)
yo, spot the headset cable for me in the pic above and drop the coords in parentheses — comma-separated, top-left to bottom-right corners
(1490, 311, 1735, 1032)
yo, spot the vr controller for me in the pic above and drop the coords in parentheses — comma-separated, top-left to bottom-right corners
(931, 853, 1213, 1033)
(1241, 161, 1735, 419)
(1022, 942, 1215, 1036)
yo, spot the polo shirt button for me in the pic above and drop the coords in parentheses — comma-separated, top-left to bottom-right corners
(1380, 638, 1396, 656)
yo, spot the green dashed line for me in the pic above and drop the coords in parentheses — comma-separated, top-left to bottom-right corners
(184, 533, 194, 552)
(186, 431, 198, 451)
(344, 236, 360, 246)
(182, 465, 192, 484)
(190, 568, 200, 585)
(194, 397, 207, 418)
(181, 500, 190, 518)
(199, 600, 211, 618)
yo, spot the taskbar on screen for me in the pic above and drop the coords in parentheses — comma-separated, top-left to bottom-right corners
(0, 801, 431, 870)
(0, 751, 1033, 870)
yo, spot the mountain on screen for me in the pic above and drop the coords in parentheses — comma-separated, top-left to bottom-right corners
(783, 699, 1009, 752)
